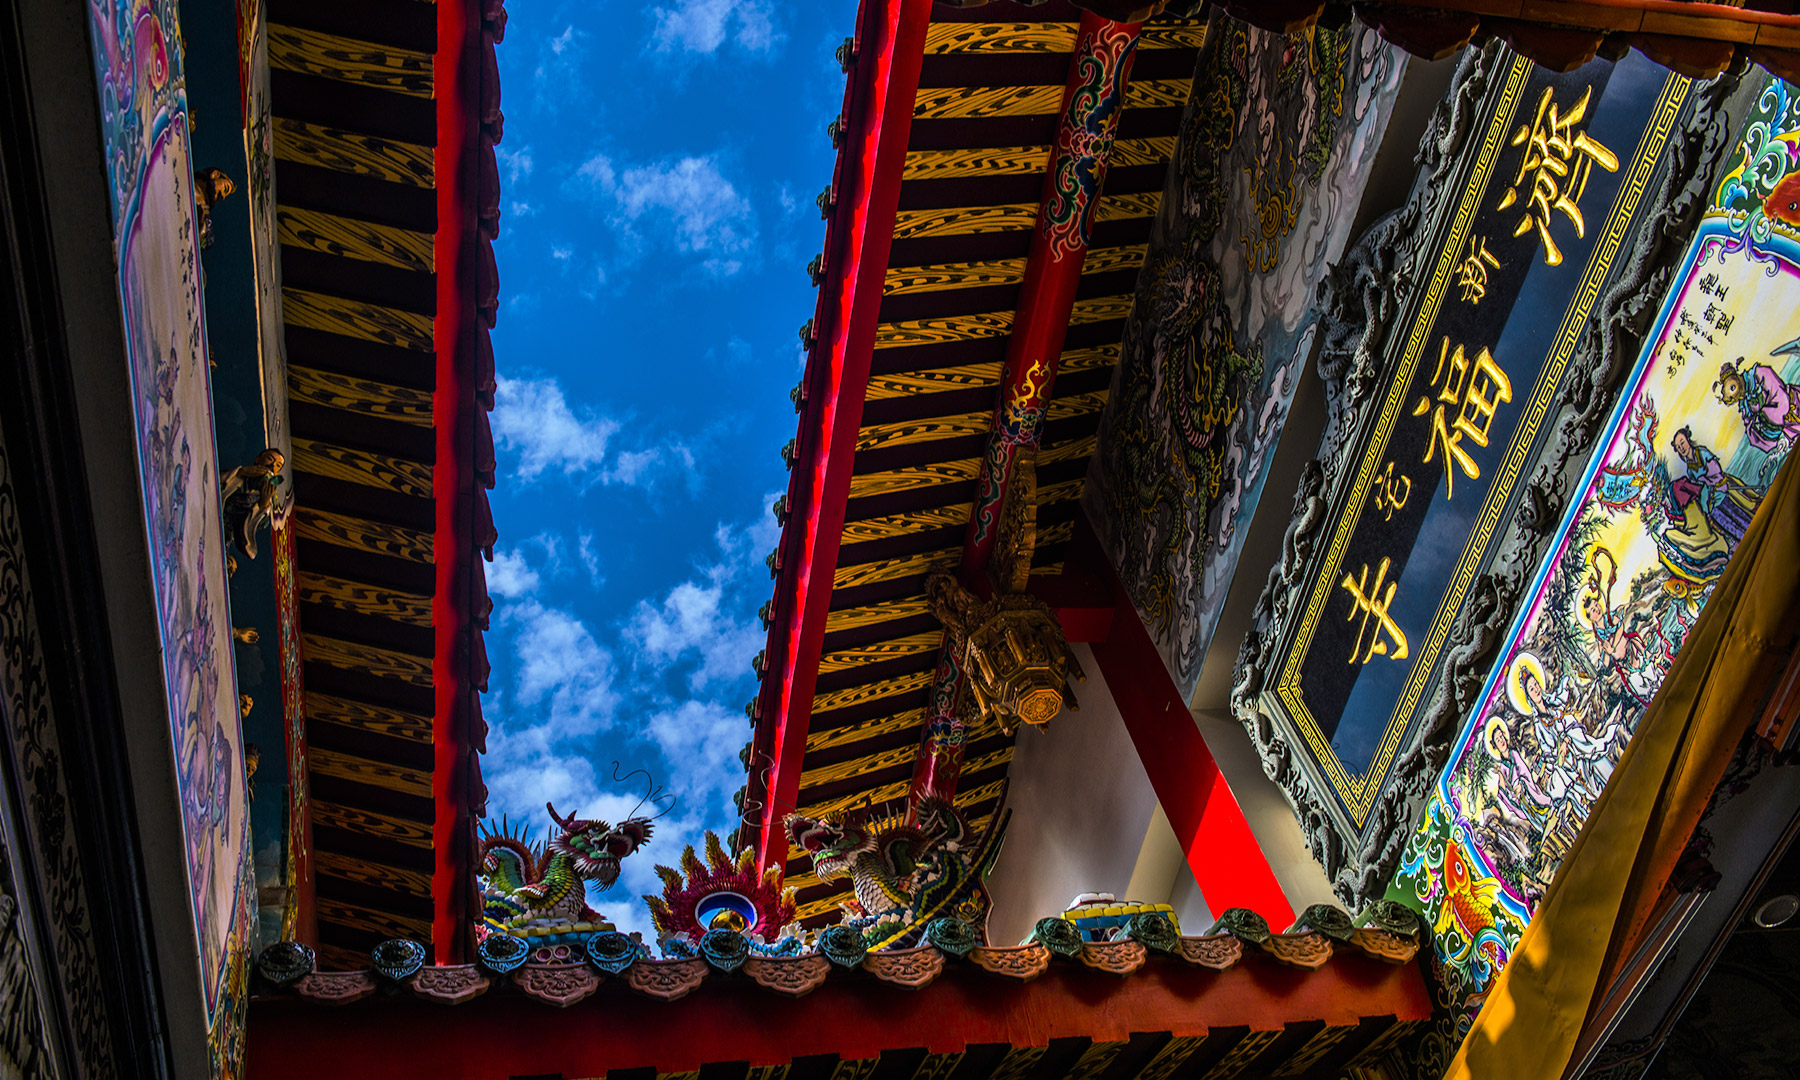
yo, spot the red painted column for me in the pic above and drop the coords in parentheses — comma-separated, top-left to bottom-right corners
(753, 0, 933, 872)
(431, 0, 478, 964)
(909, 14, 1141, 805)
(1089, 558, 1294, 926)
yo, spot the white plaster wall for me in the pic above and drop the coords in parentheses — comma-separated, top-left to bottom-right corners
(1193, 708, 1339, 914)
(985, 644, 1217, 943)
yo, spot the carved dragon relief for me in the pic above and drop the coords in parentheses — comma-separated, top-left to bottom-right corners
(1230, 47, 1747, 906)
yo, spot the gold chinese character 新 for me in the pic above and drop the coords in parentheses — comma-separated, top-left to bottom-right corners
(1457, 235, 1502, 304)
(1498, 84, 1619, 267)
(1342, 557, 1408, 665)
(1413, 338, 1513, 500)
(1372, 461, 1412, 522)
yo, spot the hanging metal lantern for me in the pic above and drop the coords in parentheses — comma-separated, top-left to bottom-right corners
(927, 451, 1083, 735)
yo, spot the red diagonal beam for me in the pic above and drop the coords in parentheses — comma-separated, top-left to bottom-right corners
(750, 0, 932, 873)
(909, 13, 1142, 806)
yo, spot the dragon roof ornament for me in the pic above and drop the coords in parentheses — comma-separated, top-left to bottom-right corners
(478, 803, 655, 945)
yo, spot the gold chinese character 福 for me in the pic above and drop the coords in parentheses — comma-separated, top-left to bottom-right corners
(1497, 84, 1619, 267)
(1371, 461, 1412, 522)
(1341, 556, 1408, 665)
(1413, 338, 1513, 500)
(1457, 234, 1502, 304)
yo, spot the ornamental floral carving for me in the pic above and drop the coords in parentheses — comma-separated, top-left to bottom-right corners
(1346, 927, 1419, 965)
(742, 955, 830, 998)
(625, 958, 707, 1002)
(1262, 932, 1333, 970)
(292, 970, 377, 1005)
(512, 962, 600, 1007)
(968, 945, 1050, 982)
(407, 964, 491, 1004)
(1175, 934, 1243, 971)
(1077, 940, 1145, 976)
(861, 946, 944, 989)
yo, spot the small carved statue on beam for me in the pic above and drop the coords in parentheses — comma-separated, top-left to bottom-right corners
(194, 167, 237, 250)
(220, 448, 284, 561)
(927, 451, 1084, 736)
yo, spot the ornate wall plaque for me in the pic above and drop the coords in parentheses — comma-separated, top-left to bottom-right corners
(1236, 50, 1724, 899)
(1391, 71, 1800, 1021)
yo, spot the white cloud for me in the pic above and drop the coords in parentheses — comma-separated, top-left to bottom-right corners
(496, 145, 534, 183)
(492, 376, 618, 482)
(567, 152, 757, 277)
(577, 531, 604, 587)
(614, 158, 754, 259)
(645, 700, 743, 798)
(487, 549, 541, 598)
(509, 600, 618, 737)
(625, 577, 762, 692)
(533, 26, 589, 113)
(650, 0, 780, 55)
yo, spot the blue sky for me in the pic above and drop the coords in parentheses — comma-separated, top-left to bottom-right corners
(486, 0, 858, 937)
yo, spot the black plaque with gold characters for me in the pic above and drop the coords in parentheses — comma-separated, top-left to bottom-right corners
(1243, 48, 1706, 864)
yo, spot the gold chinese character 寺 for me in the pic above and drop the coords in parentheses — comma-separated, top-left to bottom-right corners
(1342, 557, 1408, 665)
(1413, 338, 1513, 500)
(1457, 235, 1502, 304)
(1498, 85, 1619, 267)
(1371, 461, 1412, 522)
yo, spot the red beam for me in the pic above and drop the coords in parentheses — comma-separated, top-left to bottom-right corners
(1090, 551, 1294, 927)
(431, 0, 478, 965)
(909, 14, 1141, 806)
(753, 0, 931, 871)
(246, 951, 1428, 1077)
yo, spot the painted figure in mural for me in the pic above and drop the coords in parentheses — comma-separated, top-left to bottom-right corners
(193, 167, 237, 250)
(220, 448, 283, 561)
(785, 795, 1008, 950)
(478, 803, 654, 942)
(1716, 356, 1800, 463)
(1667, 425, 1758, 550)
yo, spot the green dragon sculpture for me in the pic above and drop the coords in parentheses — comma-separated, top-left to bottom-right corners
(785, 793, 1009, 951)
(478, 802, 653, 944)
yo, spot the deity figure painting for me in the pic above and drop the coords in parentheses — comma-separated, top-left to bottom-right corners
(87, 0, 253, 1070)
(1393, 75, 1800, 1025)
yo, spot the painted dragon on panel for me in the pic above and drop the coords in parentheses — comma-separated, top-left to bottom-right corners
(1091, 19, 1401, 696)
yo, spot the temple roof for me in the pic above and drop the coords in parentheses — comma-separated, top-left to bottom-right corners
(268, 0, 501, 968)
(744, 0, 1201, 931)
(248, 919, 1429, 1079)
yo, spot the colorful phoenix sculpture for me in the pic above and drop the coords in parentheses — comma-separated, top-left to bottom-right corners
(478, 802, 653, 944)
(644, 830, 799, 954)
(786, 794, 1009, 951)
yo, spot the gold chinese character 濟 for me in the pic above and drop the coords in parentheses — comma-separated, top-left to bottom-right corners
(1413, 338, 1513, 500)
(1497, 85, 1619, 267)
(1371, 461, 1412, 522)
(1341, 557, 1408, 665)
(1457, 234, 1502, 304)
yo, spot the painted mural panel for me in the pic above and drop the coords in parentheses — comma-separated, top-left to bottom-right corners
(1088, 18, 1406, 698)
(85, 0, 252, 1073)
(1390, 74, 1800, 1032)
(1257, 55, 1689, 842)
